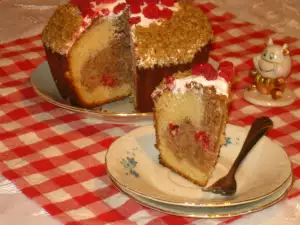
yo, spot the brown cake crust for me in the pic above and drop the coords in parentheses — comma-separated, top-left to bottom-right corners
(135, 42, 211, 112)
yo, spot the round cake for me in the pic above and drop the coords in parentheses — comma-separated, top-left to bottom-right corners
(42, 0, 213, 112)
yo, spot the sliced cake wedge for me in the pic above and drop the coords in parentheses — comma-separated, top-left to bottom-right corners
(152, 62, 234, 186)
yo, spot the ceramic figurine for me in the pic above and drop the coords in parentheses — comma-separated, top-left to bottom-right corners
(244, 38, 296, 107)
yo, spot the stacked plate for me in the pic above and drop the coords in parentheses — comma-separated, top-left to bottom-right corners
(106, 124, 293, 218)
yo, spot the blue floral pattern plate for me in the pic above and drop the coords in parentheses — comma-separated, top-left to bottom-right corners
(106, 124, 292, 207)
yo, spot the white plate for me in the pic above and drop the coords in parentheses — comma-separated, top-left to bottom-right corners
(30, 62, 153, 125)
(106, 124, 292, 207)
(110, 174, 293, 218)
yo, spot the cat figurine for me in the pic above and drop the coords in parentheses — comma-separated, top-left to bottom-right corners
(248, 38, 291, 99)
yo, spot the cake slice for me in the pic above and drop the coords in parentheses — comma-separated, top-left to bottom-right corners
(152, 62, 234, 186)
(42, 1, 134, 108)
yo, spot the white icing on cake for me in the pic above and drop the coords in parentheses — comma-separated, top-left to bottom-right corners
(173, 75, 229, 96)
(152, 74, 229, 99)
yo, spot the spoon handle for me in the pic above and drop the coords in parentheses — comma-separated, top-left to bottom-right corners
(229, 117, 273, 175)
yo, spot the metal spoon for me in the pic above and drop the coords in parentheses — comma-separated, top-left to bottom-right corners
(202, 116, 273, 196)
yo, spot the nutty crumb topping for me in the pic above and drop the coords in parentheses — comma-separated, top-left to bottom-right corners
(42, 3, 83, 54)
(134, 3, 213, 69)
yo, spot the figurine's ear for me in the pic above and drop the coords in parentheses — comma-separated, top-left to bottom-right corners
(267, 38, 273, 46)
(282, 44, 290, 56)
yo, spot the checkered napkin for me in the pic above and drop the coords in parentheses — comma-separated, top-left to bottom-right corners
(0, 2, 300, 225)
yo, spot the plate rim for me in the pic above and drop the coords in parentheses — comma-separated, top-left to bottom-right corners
(105, 124, 293, 207)
(109, 172, 293, 218)
(30, 61, 153, 119)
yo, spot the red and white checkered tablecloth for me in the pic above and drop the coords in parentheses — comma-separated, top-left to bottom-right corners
(0, 2, 300, 225)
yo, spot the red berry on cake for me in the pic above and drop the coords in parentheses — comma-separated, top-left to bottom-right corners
(101, 8, 110, 16)
(143, 4, 160, 19)
(130, 4, 141, 14)
(169, 123, 179, 137)
(101, 74, 116, 87)
(195, 131, 211, 151)
(161, 0, 175, 7)
(130, 16, 141, 25)
(192, 63, 218, 80)
(205, 67, 218, 80)
(192, 63, 209, 75)
(126, 0, 144, 4)
(145, 0, 159, 4)
(167, 76, 174, 83)
(70, 0, 94, 17)
(218, 61, 235, 82)
(113, 3, 127, 14)
(166, 76, 175, 90)
(101, 0, 117, 3)
(161, 8, 173, 19)
(87, 8, 99, 18)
